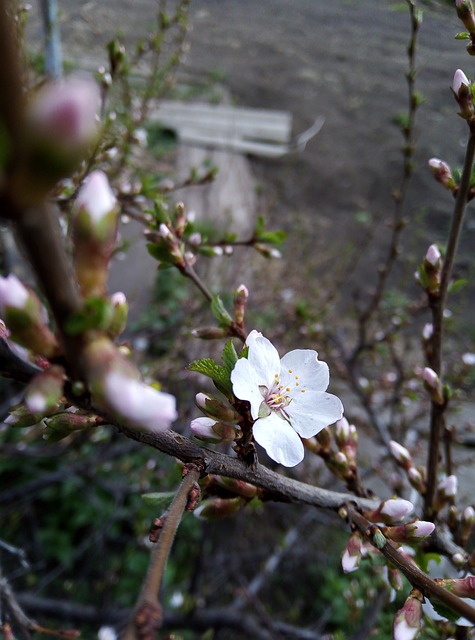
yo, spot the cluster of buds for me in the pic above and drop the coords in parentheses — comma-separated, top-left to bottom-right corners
(428, 158, 457, 192)
(0, 274, 59, 358)
(389, 440, 426, 494)
(193, 474, 258, 521)
(393, 589, 423, 640)
(307, 418, 359, 488)
(190, 393, 240, 443)
(416, 244, 442, 297)
(452, 69, 475, 121)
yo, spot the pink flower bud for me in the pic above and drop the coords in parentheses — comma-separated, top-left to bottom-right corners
(393, 593, 422, 640)
(71, 171, 119, 297)
(0, 275, 59, 357)
(190, 417, 221, 441)
(341, 532, 362, 574)
(74, 171, 117, 224)
(0, 274, 29, 312)
(335, 416, 351, 445)
(193, 497, 242, 521)
(102, 371, 177, 432)
(379, 498, 414, 523)
(408, 467, 425, 493)
(422, 367, 438, 388)
(406, 520, 435, 540)
(389, 440, 412, 466)
(453, 68, 470, 95)
(428, 158, 454, 189)
(425, 244, 441, 268)
(437, 474, 458, 498)
(422, 323, 433, 341)
(25, 366, 65, 416)
(107, 292, 128, 337)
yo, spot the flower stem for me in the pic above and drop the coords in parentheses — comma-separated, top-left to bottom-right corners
(424, 131, 475, 518)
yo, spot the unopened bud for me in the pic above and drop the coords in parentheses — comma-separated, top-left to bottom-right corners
(428, 158, 455, 190)
(408, 467, 426, 493)
(456, 0, 475, 33)
(384, 520, 435, 542)
(424, 244, 442, 268)
(234, 284, 249, 324)
(389, 440, 412, 468)
(376, 498, 414, 525)
(393, 591, 423, 640)
(0, 275, 59, 358)
(341, 532, 363, 574)
(71, 171, 119, 298)
(191, 327, 228, 340)
(107, 292, 128, 337)
(423, 367, 444, 404)
(214, 475, 258, 499)
(193, 496, 242, 521)
(452, 69, 474, 120)
(254, 243, 282, 259)
(194, 393, 237, 422)
(335, 416, 351, 447)
(190, 416, 237, 443)
(387, 566, 403, 592)
(25, 365, 65, 416)
(461, 506, 475, 544)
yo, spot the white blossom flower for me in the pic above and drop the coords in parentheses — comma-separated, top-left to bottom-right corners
(231, 331, 343, 466)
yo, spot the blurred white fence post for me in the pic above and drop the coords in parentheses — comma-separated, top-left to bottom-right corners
(40, 0, 63, 78)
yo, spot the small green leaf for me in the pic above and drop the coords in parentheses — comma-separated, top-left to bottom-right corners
(222, 339, 238, 374)
(448, 278, 467, 295)
(455, 31, 471, 40)
(65, 298, 113, 335)
(430, 598, 461, 623)
(147, 242, 173, 263)
(141, 491, 176, 509)
(188, 358, 232, 396)
(256, 230, 288, 244)
(211, 294, 233, 328)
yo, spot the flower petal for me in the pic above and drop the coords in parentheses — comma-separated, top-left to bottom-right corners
(248, 335, 281, 387)
(287, 390, 343, 438)
(231, 357, 263, 419)
(253, 414, 304, 467)
(280, 349, 329, 392)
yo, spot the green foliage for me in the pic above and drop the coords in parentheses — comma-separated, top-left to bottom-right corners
(210, 293, 233, 328)
(188, 358, 233, 397)
(254, 215, 287, 245)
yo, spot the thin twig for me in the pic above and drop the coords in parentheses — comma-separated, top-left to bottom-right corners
(346, 504, 475, 624)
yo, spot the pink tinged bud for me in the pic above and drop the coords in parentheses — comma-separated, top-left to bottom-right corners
(389, 440, 412, 466)
(335, 416, 351, 445)
(394, 594, 422, 640)
(214, 475, 258, 499)
(31, 77, 100, 145)
(425, 244, 441, 267)
(422, 367, 438, 388)
(74, 171, 117, 224)
(422, 323, 433, 341)
(408, 467, 425, 492)
(453, 69, 470, 95)
(448, 575, 475, 598)
(438, 474, 458, 498)
(388, 567, 403, 592)
(190, 416, 236, 443)
(463, 505, 475, 524)
(0, 276, 59, 358)
(428, 158, 453, 188)
(24, 366, 65, 417)
(341, 532, 362, 574)
(107, 292, 128, 337)
(380, 498, 414, 524)
(406, 520, 435, 540)
(72, 171, 119, 297)
(103, 371, 177, 432)
(0, 274, 29, 312)
(193, 497, 242, 521)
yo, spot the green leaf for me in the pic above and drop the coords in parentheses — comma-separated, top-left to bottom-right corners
(430, 598, 461, 623)
(448, 278, 467, 295)
(64, 298, 113, 335)
(188, 358, 232, 396)
(256, 230, 288, 244)
(455, 31, 471, 40)
(211, 294, 233, 328)
(141, 491, 176, 510)
(222, 339, 238, 374)
(147, 242, 173, 264)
